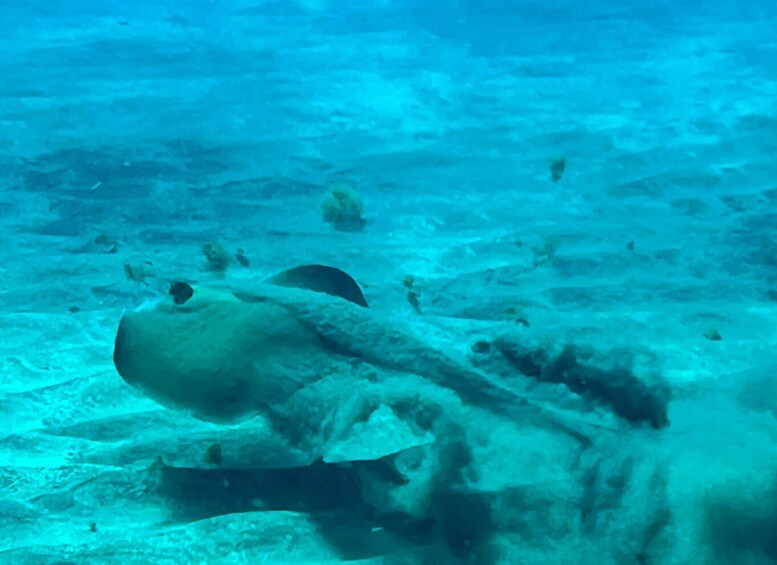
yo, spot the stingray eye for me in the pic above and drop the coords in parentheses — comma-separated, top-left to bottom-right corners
(169, 281, 194, 305)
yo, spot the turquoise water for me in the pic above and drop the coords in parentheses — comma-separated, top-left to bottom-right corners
(2, 1, 777, 563)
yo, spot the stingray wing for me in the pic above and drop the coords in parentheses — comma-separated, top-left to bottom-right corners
(264, 264, 369, 308)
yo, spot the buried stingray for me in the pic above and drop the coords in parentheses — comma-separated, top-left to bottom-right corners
(114, 264, 593, 461)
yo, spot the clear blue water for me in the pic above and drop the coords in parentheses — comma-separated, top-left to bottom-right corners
(2, 1, 777, 563)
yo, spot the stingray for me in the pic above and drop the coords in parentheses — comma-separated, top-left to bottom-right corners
(114, 264, 592, 466)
